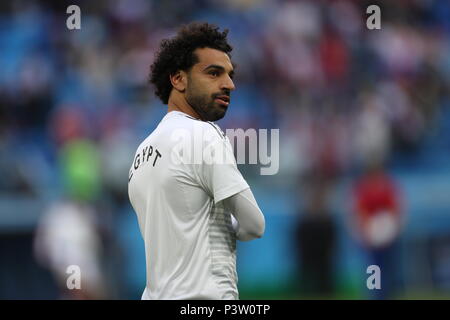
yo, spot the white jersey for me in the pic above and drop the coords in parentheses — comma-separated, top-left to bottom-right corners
(128, 111, 249, 300)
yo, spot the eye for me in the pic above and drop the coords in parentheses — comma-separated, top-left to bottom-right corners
(210, 71, 219, 77)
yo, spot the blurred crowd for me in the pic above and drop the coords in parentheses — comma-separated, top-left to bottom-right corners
(0, 0, 449, 299)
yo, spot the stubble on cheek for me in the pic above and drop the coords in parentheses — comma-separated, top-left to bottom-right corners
(186, 76, 226, 121)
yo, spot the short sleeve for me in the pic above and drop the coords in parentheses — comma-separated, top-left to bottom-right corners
(193, 131, 249, 204)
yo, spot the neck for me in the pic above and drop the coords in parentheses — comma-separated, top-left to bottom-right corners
(167, 95, 203, 120)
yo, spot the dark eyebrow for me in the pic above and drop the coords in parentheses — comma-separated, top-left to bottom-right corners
(203, 64, 226, 71)
(203, 64, 235, 77)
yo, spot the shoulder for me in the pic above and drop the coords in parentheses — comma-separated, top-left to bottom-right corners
(180, 116, 226, 144)
(205, 121, 226, 141)
(156, 113, 229, 153)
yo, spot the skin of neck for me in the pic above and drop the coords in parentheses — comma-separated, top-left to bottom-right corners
(167, 89, 203, 121)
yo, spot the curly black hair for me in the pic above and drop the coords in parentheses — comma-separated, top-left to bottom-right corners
(149, 22, 233, 105)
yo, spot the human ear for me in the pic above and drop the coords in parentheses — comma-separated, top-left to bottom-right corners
(170, 70, 187, 92)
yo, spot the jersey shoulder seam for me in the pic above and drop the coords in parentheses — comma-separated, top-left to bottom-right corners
(178, 113, 226, 141)
(206, 122, 226, 140)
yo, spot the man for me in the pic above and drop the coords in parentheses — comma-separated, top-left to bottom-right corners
(352, 159, 403, 299)
(128, 22, 265, 300)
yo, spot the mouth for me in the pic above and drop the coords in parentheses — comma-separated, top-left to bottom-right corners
(214, 95, 230, 107)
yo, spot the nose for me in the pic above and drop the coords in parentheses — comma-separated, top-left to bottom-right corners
(220, 75, 235, 92)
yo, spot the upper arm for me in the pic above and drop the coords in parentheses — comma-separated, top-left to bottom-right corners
(192, 125, 249, 203)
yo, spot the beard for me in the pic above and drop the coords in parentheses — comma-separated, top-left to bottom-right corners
(185, 79, 228, 122)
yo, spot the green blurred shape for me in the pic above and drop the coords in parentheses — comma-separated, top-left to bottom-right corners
(59, 139, 101, 202)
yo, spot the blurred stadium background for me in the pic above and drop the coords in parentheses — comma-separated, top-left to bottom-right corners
(1, 0, 450, 299)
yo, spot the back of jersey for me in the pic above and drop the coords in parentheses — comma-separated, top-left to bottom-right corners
(128, 111, 248, 300)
